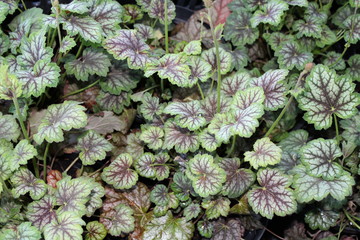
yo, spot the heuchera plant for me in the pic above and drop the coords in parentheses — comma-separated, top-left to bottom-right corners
(0, 0, 360, 239)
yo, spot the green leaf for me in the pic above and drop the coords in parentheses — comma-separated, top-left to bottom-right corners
(34, 101, 88, 144)
(10, 167, 46, 200)
(251, 0, 289, 27)
(88, 0, 123, 36)
(8, 20, 31, 54)
(170, 172, 196, 201)
(199, 130, 221, 152)
(59, 36, 76, 53)
(218, 158, 256, 198)
(134, 23, 154, 40)
(188, 56, 212, 85)
(278, 129, 309, 151)
(244, 137, 282, 169)
(201, 92, 231, 122)
(60, 0, 89, 14)
(0, 33, 9, 55)
(26, 195, 57, 231)
(85, 221, 107, 240)
(44, 212, 85, 240)
(101, 153, 138, 189)
(305, 209, 339, 230)
(293, 20, 322, 38)
(104, 29, 152, 69)
(137, 92, 163, 121)
(248, 168, 297, 219)
(197, 220, 213, 238)
(221, 71, 251, 97)
(17, 60, 60, 98)
(207, 113, 234, 143)
(346, 54, 360, 81)
(96, 90, 131, 114)
(275, 41, 313, 70)
(300, 139, 343, 180)
(62, 15, 102, 43)
(186, 154, 226, 198)
(0, 64, 22, 100)
(183, 203, 201, 221)
(263, 32, 294, 51)
(224, 8, 259, 46)
(0, 222, 41, 240)
(145, 54, 191, 87)
(298, 64, 359, 130)
(148, 0, 176, 24)
(285, 0, 308, 7)
(85, 180, 105, 217)
(100, 68, 139, 94)
(293, 166, 355, 203)
(340, 112, 360, 145)
(100, 203, 134, 236)
(201, 47, 233, 75)
(344, 14, 360, 44)
(183, 40, 201, 55)
(250, 69, 288, 111)
(316, 25, 337, 48)
(305, 2, 327, 23)
(65, 48, 111, 81)
(140, 126, 164, 150)
(150, 184, 169, 206)
(143, 211, 194, 240)
(0, 2, 9, 24)
(350, 0, 360, 7)
(322, 51, 346, 71)
(212, 218, 245, 240)
(76, 130, 113, 165)
(202, 197, 230, 220)
(332, 5, 352, 28)
(163, 120, 199, 153)
(0, 113, 20, 141)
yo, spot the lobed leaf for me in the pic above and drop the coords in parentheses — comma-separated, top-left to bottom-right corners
(221, 71, 251, 97)
(10, 168, 46, 200)
(0, 113, 20, 142)
(140, 126, 164, 150)
(0, 222, 41, 240)
(85, 221, 107, 240)
(183, 203, 201, 221)
(202, 47, 233, 75)
(305, 209, 339, 230)
(100, 203, 135, 236)
(148, 0, 176, 24)
(346, 54, 360, 81)
(163, 120, 199, 153)
(275, 41, 313, 70)
(100, 68, 139, 94)
(96, 90, 131, 114)
(44, 212, 85, 240)
(63, 15, 102, 43)
(0, 64, 23, 100)
(26, 195, 57, 231)
(202, 197, 230, 220)
(211, 218, 245, 240)
(251, 0, 289, 27)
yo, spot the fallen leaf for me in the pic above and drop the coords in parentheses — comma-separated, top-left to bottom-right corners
(47, 170, 62, 188)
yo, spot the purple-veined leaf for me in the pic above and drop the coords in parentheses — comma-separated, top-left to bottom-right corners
(305, 209, 339, 230)
(275, 41, 313, 70)
(8, 20, 31, 54)
(100, 68, 139, 94)
(0, 148, 12, 181)
(163, 120, 199, 153)
(153, 153, 170, 181)
(17, 30, 52, 68)
(0, 222, 41, 240)
(201, 93, 231, 122)
(85, 221, 107, 240)
(122, 4, 143, 23)
(278, 129, 309, 151)
(134, 24, 154, 40)
(44, 212, 85, 240)
(150, 184, 169, 206)
(125, 132, 144, 159)
(0, 2, 9, 24)
(229, 46, 249, 70)
(218, 158, 256, 198)
(197, 220, 213, 238)
(344, 14, 360, 44)
(65, 48, 111, 81)
(250, 69, 288, 111)
(60, 0, 89, 14)
(10, 168, 46, 200)
(170, 172, 196, 201)
(136, 0, 151, 9)
(293, 20, 322, 38)
(231, 86, 265, 110)
(85, 111, 130, 135)
(55, 176, 94, 216)
(26, 196, 57, 231)
(62, 15, 102, 43)
(2, 55, 20, 74)
(305, 2, 327, 23)
(221, 71, 251, 97)
(316, 25, 337, 48)
(104, 30, 152, 69)
(248, 168, 297, 219)
(0, 194, 22, 223)
(211, 218, 245, 240)
(340, 112, 360, 145)
(242, 0, 266, 11)
(332, 5, 353, 28)
(88, 0, 123, 36)
(183, 40, 201, 55)
(298, 36, 316, 52)
(0, 33, 9, 55)
(101, 153, 138, 189)
(143, 211, 194, 240)
(202, 47, 233, 75)
(202, 197, 230, 220)
(188, 56, 212, 85)
(134, 152, 170, 181)
(17, 60, 60, 97)
(224, 8, 259, 46)
(145, 54, 191, 87)
(251, 0, 289, 27)
(263, 32, 294, 51)
(96, 90, 131, 114)
(284, 0, 308, 7)
(86, 180, 105, 217)
(1, 0, 17, 14)
(346, 54, 360, 81)
(33, 101, 87, 144)
(300, 139, 343, 180)
(10, 139, 37, 170)
(137, 92, 164, 121)
(164, 100, 206, 130)
(185, 154, 226, 198)
(276, 151, 301, 174)
(199, 130, 221, 152)
(322, 51, 346, 70)
(207, 113, 234, 143)
(298, 64, 359, 130)
(76, 130, 113, 165)
(244, 137, 282, 169)
(293, 166, 355, 202)
(140, 126, 164, 150)
(59, 36, 76, 53)
(100, 203, 134, 236)
(184, 203, 201, 221)
(0, 113, 20, 141)
(148, 0, 176, 24)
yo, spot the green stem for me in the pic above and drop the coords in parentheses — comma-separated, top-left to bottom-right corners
(62, 79, 100, 98)
(197, 82, 205, 100)
(75, 42, 84, 59)
(162, 0, 169, 93)
(49, 27, 57, 48)
(227, 135, 237, 157)
(43, 142, 50, 181)
(20, 0, 27, 10)
(334, 114, 340, 145)
(64, 157, 80, 173)
(329, 43, 350, 68)
(0, 176, 11, 195)
(343, 209, 360, 230)
(12, 96, 29, 141)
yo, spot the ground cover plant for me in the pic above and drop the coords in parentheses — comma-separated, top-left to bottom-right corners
(0, 0, 360, 239)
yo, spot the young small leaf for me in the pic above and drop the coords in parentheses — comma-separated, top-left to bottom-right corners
(140, 126, 164, 150)
(188, 56, 212, 85)
(0, 64, 22, 100)
(199, 130, 221, 152)
(150, 184, 169, 206)
(221, 71, 251, 97)
(0, 113, 20, 142)
(340, 112, 360, 145)
(148, 0, 176, 24)
(96, 90, 131, 114)
(346, 54, 360, 81)
(100, 68, 139, 94)
(59, 36, 76, 53)
(212, 218, 245, 240)
(202, 197, 231, 220)
(322, 52, 346, 70)
(183, 203, 201, 221)
(170, 172, 196, 201)
(344, 14, 360, 44)
(85, 221, 107, 240)
(305, 209, 339, 230)
(202, 47, 233, 75)
(137, 92, 164, 121)
(251, 0, 289, 27)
